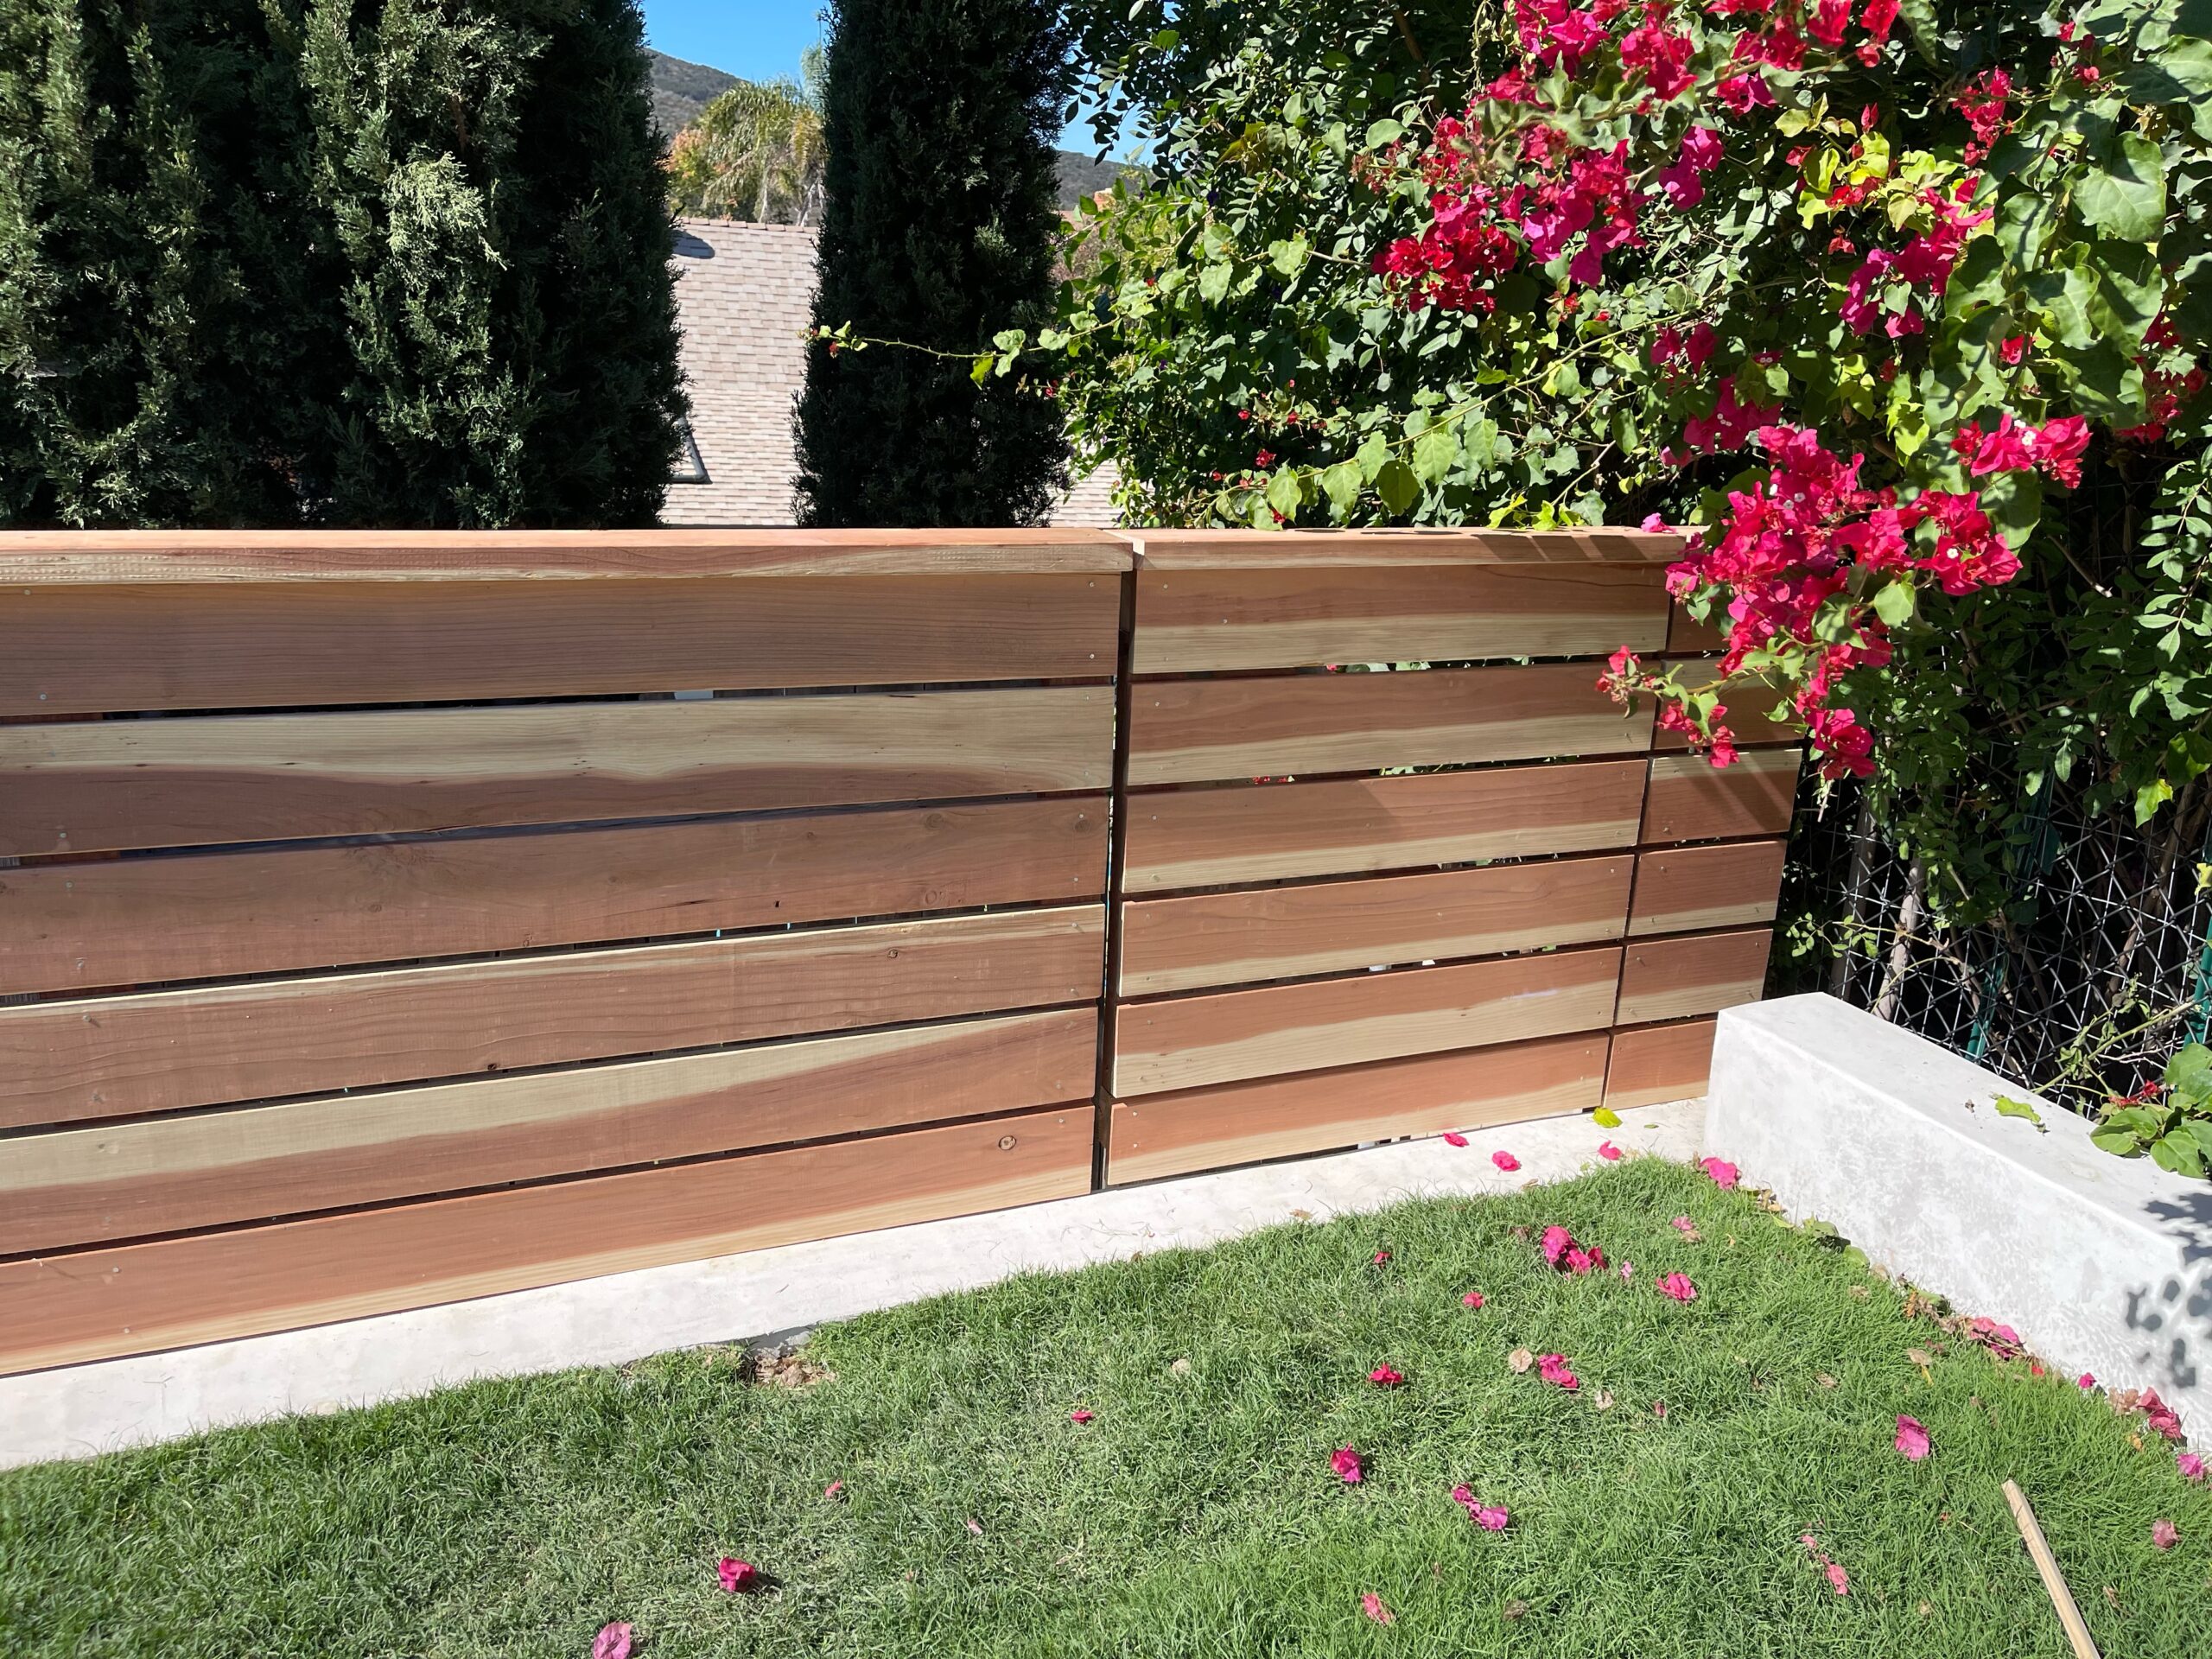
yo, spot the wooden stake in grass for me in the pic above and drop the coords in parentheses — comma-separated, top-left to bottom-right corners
(2002, 1478, 2101, 1659)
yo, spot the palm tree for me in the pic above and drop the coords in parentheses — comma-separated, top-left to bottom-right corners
(665, 53, 826, 225)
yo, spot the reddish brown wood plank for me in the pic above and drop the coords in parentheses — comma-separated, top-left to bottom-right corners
(1127, 664, 1652, 786)
(1642, 750, 1801, 843)
(1106, 1033, 1608, 1184)
(0, 1007, 1095, 1252)
(1118, 855, 1632, 995)
(1665, 604, 1727, 654)
(0, 574, 1120, 716)
(1615, 929, 1771, 1025)
(1630, 841, 1787, 937)
(1114, 944, 1622, 1096)
(1604, 1019, 1718, 1110)
(1651, 661, 1796, 749)
(0, 686, 1112, 856)
(0, 796, 1107, 996)
(0, 528, 1128, 582)
(1121, 760, 1646, 892)
(0, 1106, 1091, 1375)
(1130, 563, 1668, 673)
(1122, 529, 1682, 568)
(0, 906, 1103, 1128)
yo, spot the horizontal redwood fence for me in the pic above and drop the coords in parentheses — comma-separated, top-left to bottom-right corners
(0, 527, 1795, 1375)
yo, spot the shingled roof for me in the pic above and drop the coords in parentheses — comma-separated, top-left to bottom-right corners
(664, 217, 1118, 527)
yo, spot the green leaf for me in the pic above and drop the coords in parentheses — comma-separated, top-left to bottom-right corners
(2087, 241, 2163, 351)
(1268, 236, 1309, 277)
(1592, 1107, 1621, 1128)
(1991, 1094, 2048, 1131)
(2091, 1125, 2145, 1156)
(1374, 459, 1419, 516)
(1263, 466, 1304, 522)
(1977, 467, 2044, 546)
(2024, 264, 2099, 349)
(1197, 262, 1232, 304)
(1150, 27, 1179, 50)
(1411, 424, 1457, 485)
(1871, 578, 1917, 626)
(2163, 1042, 2212, 1103)
(1355, 429, 1392, 483)
(1319, 461, 1363, 516)
(2136, 775, 2175, 821)
(1364, 118, 1403, 149)
(2072, 133, 2166, 242)
(991, 328, 1027, 353)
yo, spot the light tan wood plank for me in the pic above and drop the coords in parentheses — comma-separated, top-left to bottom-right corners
(0, 796, 1107, 996)
(1630, 841, 1787, 937)
(1616, 930, 1771, 1024)
(0, 1106, 1091, 1375)
(1118, 855, 1632, 995)
(1604, 1019, 1718, 1110)
(1122, 528, 1682, 568)
(1642, 749, 1800, 843)
(1665, 604, 1727, 654)
(1121, 760, 1646, 892)
(0, 686, 1111, 856)
(0, 574, 1119, 716)
(1127, 664, 1652, 786)
(1106, 1033, 1607, 1184)
(0, 527, 1128, 582)
(1130, 563, 1668, 673)
(1114, 944, 1622, 1096)
(0, 1007, 1095, 1252)
(0, 907, 1103, 1128)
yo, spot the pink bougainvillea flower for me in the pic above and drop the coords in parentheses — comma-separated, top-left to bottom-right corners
(1895, 1414, 1931, 1462)
(2077, 1373, 2096, 1389)
(1567, 1246, 1605, 1275)
(1599, 1140, 1623, 1160)
(1370, 1363, 1407, 1389)
(1801, 1534, 1850, 1595)
(2152, 1518, 2180, 1550)
(1700, 1157, 1740, 1189)
(1826, 1562, 1852, 1596)
(1361, 1592, 1395, 1624)
(1619, 1261, 1635, 1281)
(2179, 1451, 2206, 1482)
(1542, 1224, 1574, 1266)
(1442, 1131, 1470, 1147)
(1462, 1290, 1487, 1308)
(1070, 1408, 1095, 1424)
(1537, 1353, 1580, 1391)
(718, 1558, 760, 1593)
(1657, 1272, 1698, 1303)
(824, 1479, 844, 1500)
(593, 1623, 634, 1659)
(1373, 1249, 1392, 1266)
(1452, 1484, 1511, 1529)
(2139, 1389, 2184, 1440)
(1332, 1446, 1365, 1484)
(1493, 1150, 1521, 1172)
(1671, 1215, 1700, 1236)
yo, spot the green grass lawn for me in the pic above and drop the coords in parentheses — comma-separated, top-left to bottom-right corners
(5, 1156, 2209, 1657)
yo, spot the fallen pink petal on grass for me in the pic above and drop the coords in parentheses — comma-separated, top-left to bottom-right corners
(2180, 1451, 2207, 1482)
(1361, 1592, 1395, 1624)
(1332, 1446, 1364, 1484)
(2152, 1518, 2180, 1549)
(1826, 1563, 1851, 1596)
(1492, 1150, 1521, 1171)
(1069, 1408, 1095, 1424)
(1542, 1225, 1573, 1266)
(1599, 1141, 1623, 1160)
(1462, 1290, 1487, 1308)
(1451, 1484, 1511, 1530)
(2077, 1372, 2096, 1389)
(1670, 1216, 1702, 1241)
(1700, 1157, 1739, 1189)
(823, 1479, 844, 1500)
(1657, 1272, 1697, 1303)
(593, 1623, 633, 1659)
(717, 1558, 759, 1593)
(1537, 1353, 1580, 1391)
(1801, 1535, 1850, 1596)
(1369, 1363, 1407, 1388)
(1442, 1132, 1469, 1147)
(1373, 1249, 1392, 1266)
(1618, 1261, 1635, 1281)
(1894, 1414, 1930, 1462)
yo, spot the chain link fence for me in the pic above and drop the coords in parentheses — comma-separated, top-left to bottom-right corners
(1776, 772, 2212, 1113)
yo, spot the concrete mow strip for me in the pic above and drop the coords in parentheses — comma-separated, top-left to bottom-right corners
(0, 1101, 1699, 1470)
(1708, 993, 2212, 1430)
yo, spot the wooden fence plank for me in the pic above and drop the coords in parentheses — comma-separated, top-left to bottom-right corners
(0, 686, 1112, 856)
(1616, 930, 1771, 1025)
(1120, 760, 1646, 893)
(1106, 1033, 1608, 1184)
(1127, 664, 1653, 786)
(0, 1007, 1096, 1252)
(1122, 528, 1681, 568)
(0, 574, 1120, 716)
(0, 906, 1103, 1128)
(0, 796, 1107, 996)
(1642, 749, 1801, 843)
(1651, 662, 1796, 748)
(1630, 841, 1788, 936)
(1114, 944, 1622, 1096)
(1118, 855, 1632, 995)
(0, 1106, 1092, 1375)
(1604, 1018, 1718, 1110)
(1130, 563, 1669, 674)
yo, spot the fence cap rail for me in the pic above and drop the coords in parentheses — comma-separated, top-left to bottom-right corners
(1116, 528, 1684, 569)
(0, 528, 1132, 583)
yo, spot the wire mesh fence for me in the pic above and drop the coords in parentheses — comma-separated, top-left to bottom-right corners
(1776, 772, 2212, 1114)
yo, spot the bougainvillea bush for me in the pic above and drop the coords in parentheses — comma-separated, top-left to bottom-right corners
(1016, 1, 2212, 919)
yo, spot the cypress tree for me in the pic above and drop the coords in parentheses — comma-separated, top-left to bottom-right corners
(793, 0, 1069, 527)
(0, 0, 684, 528)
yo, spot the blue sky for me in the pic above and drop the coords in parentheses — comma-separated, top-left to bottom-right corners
(640, 0, 1118, 153)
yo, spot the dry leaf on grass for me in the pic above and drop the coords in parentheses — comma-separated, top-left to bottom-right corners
(1507, 1348, 1535, 1374)
(752, 1350, 835, 1389)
